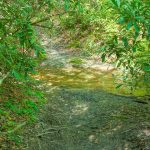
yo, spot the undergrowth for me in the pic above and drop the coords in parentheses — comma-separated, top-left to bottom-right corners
(0, 77, 46, 149)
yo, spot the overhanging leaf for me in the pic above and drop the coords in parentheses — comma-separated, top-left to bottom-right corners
(117, 17, 125, 24)
(134, 22, 140, 33)
(122, 37, 128, 47)
(132, 47, 136, 53)
(64, 0, 69, 11)
(101, 53, 106, 62)
(116, 83, 123, 89)
(126, 21, 133, 30)
(116, 0, 121, 7)
(12, 70, 21, 80)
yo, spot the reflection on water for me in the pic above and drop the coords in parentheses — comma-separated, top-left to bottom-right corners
(33, 66, 148, 96)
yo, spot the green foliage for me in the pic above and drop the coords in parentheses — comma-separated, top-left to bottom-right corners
(8, 134, 22, 144)
(0, 0, 149, 147)
(55, 0, 114, 51)
(4, 99, 38, 116)
(105, 0, 150, 89)
(47, 0, 150, 90)
(0, 80, 46, 131)
(0, 0, 56, 83)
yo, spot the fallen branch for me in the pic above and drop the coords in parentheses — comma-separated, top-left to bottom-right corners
(37, 126, 68, 137)
(41, 126, 67, 132)
(37, 130, 59, 137)
(33, 24, 52, 29)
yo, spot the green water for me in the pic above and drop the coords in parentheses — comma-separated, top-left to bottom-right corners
(35, 66, 148, 96)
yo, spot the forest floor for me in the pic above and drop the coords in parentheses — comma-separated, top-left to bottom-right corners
(24, 33, 150, 150)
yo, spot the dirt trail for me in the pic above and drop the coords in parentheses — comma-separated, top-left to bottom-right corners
(25, 34, 150, 150)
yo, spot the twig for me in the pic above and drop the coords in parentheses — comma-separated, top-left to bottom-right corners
(37, 126, 68, 137)
(41, 126, 67, 132)
(1, 122, 26, 135)
(0, 72, 10, 86)
(33, 24, 52, 29)
(8, 122, 26, 134)
(37, 130, 59, 137)
(37, 137, 42, 150)
(121, 128, 134, 134)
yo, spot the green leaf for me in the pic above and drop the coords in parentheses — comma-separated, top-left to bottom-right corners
(134, 22, 140, 33)
(122, 37, 128, 47)
(116, 83, 123, 89)
(135, 16, 144, 22)
(134, 32, 139, 40)
(12, 70, 21, 80)
(114, 35, 118, 44)
(64, 0, 69, 11)
(111, 0, 121, 7)
(116, 0, 121, 7)
(33, 44, 45, 57)
(117, 17, 125, 24)
(116, 59, 123, 67)
(132, 47, 136, 53)
(101, 53, 106, 62)
(143, 65, 150, 72)
(148, 26, 150, 37)
(100, 46, 106, 51)
(126, 21, 133, 30)
(111, 0, 118, 7)
(77, 2, 83, 13)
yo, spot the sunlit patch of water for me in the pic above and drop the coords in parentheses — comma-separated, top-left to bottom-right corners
(71, 102, 89, 115)
(33, 65, 148, 96)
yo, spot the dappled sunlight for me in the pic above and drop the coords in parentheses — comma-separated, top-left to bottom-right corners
(88, 135, 99, 144)
(33, 66, 148, 96)
(72, 102, 89, 115)
(78, 72, 95, 79)
(47, 83, 53, 86)
(62, 67, 82, 73)
(32, 32, 149, 97)
(57, 76, 65, 79)
(66, 79, 75, 82)
(143, 129, 150, 136)
(110, 125, 122, 133)
(33, 67, 134, 95)
(45, 73, 57, 78)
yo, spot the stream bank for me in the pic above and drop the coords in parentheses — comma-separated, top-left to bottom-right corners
(24, 33, 150, 150)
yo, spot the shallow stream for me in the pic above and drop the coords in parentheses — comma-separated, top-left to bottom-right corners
(27, 34, 150, 150)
